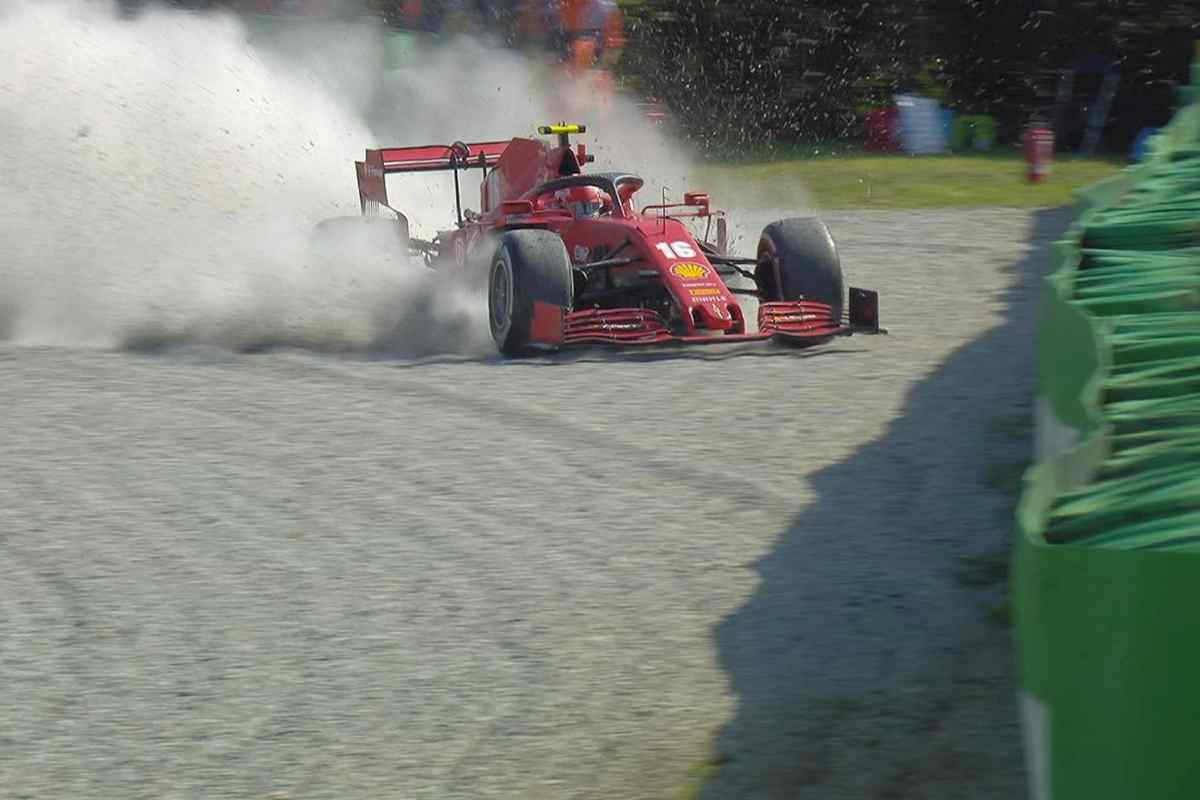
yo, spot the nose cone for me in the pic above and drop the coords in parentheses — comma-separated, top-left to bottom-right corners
(692, 301, 734, 331)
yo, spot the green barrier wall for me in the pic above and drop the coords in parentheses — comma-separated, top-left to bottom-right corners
(1015, 59, 1200, 800)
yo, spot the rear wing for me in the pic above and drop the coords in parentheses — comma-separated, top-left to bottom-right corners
(355, 140, 510, 215)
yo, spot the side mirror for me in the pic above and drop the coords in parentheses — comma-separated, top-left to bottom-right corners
(683, 191, 710, 217)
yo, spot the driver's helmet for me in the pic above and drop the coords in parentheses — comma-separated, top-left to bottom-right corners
(554, 186, 610, 218)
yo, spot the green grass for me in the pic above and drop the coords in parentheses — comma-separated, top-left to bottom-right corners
(697, 152, 1125, 209)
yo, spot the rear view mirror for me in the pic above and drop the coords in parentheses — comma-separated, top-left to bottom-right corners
(683, 191, 710, 216)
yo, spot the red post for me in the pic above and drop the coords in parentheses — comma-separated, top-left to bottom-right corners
(1023, 127, 1054, 183)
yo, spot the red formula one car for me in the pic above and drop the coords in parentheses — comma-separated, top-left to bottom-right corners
(347, 124, 882, 355)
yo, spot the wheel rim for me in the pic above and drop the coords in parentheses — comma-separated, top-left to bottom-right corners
(490, 258, 512, 337)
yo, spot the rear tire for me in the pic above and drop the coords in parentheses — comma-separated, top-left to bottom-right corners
(489, 230, 573, 356)
(756, 217, 844, 320)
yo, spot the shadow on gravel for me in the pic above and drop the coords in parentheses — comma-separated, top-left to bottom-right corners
(121, 325, 864, 367)
(701, 207, 1075, 800)
(547, 344, 866, 365)
(367, 343, 865, 370)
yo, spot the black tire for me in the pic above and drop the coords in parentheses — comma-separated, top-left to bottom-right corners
(755, 217, 845, 321)
(488, 229, 573, 356)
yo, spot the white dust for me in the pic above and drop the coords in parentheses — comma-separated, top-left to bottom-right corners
(0, 0, 718, 354)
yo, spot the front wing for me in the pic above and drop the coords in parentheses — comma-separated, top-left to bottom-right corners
(530, 289, 884, 349)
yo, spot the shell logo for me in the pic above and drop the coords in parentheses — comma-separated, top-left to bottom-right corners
(671, 262, 708, 280)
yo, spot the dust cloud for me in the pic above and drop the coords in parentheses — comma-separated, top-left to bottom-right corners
(0, 0, 700, 355)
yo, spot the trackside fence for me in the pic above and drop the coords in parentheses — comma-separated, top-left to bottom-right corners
(1015, 57, 1200, 800)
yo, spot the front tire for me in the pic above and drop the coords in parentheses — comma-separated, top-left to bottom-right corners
(756, 217, 845, 321)
(488, 229, 573, 356)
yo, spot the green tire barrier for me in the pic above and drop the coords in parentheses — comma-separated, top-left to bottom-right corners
(1015, 60, 1200, 800)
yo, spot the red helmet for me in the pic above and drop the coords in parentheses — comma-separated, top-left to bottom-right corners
(554, 186, 611, 218)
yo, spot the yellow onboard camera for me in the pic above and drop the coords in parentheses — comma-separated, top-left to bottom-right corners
(537, 124, 586, 135)
(538, 124, 587, 147)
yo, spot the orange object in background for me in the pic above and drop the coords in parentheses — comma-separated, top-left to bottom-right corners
(1023, 127, 1054, 182)
(550, 0, 622, 113)
(569, 36, 597, 72)
(601, 3, 625, 55)
(560, 0, 594, 36)
(562, 0, 624, 64)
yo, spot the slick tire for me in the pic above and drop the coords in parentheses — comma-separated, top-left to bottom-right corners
(488, 229, 573, 356)
(756, 217, 845, 321)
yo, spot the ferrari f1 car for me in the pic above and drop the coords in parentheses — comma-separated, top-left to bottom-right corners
(345, 124, 882, 355)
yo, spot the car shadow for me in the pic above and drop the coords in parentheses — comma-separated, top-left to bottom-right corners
(121, 326, 864, 368)
(362, 342, 866, 370)
(698, 207, 1075, 800)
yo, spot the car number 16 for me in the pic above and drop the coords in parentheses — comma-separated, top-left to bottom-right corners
(655, 241, 697, 260)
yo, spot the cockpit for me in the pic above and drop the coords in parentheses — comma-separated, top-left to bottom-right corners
(525, 173, 644, 220)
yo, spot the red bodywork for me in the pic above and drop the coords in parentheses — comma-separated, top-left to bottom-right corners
(355, 132, 869, 348)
